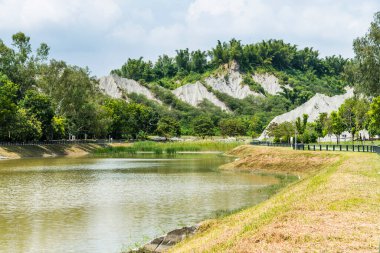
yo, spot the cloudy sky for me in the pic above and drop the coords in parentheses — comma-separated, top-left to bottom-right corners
(0, 0, 378, 76)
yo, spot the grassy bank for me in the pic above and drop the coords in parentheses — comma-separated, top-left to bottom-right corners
(95, 141, 243, 155)
(170, 146, 380, 252)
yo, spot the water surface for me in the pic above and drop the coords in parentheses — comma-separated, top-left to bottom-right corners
(0, 154, 283, 253)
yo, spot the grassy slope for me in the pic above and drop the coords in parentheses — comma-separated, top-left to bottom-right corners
(170, 146, 380, 252)
(0, 144, 103, 159)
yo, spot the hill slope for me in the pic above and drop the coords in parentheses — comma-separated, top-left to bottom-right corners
(259, 88, 354, 139)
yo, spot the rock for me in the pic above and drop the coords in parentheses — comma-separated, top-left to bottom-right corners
(205, 70, 261, 99)
(252, 73, 288, 95)
(172, 81, 229, 111)
(131, 225, 198, 253)
(141, 236, 165, 252)
(99, 75, 160, 103)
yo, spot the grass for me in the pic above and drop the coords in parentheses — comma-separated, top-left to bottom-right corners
(169, 146, 380, 252)
(95, 141, 243, 155)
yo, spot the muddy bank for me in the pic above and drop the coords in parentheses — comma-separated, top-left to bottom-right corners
(0, 143, 106, 159)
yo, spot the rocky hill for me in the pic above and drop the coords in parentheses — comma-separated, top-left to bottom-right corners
(99, 75, 160, 103)
(98, 67, 352, 138)
(252, 73, 285, 95)
(258, 87, 354, 139)
(98, 70, 283, 110)
(205, 69, 262, 99)
(172, 82, 229, 111)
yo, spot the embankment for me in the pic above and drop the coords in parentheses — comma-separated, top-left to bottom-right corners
(0, 143, 105, 159)
(169, 145, 380, 252)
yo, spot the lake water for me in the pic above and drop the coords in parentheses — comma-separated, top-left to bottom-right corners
(0, 154, 283, 253)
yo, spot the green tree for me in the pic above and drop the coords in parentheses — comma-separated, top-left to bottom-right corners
(154, 55, 176, 78)
(175, 49, 190, 73)
(104, 99, 158, 139)
(11, 108, 42, 142)
(190, 50, 208, 73)
(112, 57, 154, 82)
(354, 98, 370, 140)
(366, 96, 380, 136)
(330, 111, 345, 144)
(338, 98, 357, 143)
(192, 115, 215, 139)
(20, 89, 54, 140)
(38, 61, 104, 138)
(210, 40, 229, 67)
(315, 112, 328, 143)
(52, 116, 66, 139)
(156, 117, 181, 140)
(347, 12, 380, 96)
(219, 118, 246, 138)
(267, 121, 294, 143)
(295, 114, 308, 135)
(248, 113, 267, 138)
(0, 75, 18, 140)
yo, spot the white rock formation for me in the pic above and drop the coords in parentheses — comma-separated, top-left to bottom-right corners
(252, 73, 283, 95)
(259, 87, 355, 139)
(172, 81, 230, 111)
(99, 75, 160, 103)
(205, 70, 261, 99)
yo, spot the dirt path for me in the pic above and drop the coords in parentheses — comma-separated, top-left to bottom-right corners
(170, 146, 380, 252)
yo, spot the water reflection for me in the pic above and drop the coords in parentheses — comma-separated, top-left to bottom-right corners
(0, 154, 283, 253)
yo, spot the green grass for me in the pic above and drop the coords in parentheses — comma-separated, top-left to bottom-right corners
(94, 146, 137, 154)
(96, 141, 243, 154)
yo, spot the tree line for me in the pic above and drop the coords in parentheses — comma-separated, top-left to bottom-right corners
(112, 39, 347, 84)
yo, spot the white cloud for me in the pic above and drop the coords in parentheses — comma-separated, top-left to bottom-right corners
(0, 0, 379, 75)
(0, 0, 121, 30)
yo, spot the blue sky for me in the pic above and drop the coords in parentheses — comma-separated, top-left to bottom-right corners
(0, 0, 379, 77)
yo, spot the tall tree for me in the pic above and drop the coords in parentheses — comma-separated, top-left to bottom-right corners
(338, 98, 357, 142)
(330, 111, 345, 144)
(219, 118, 246, 138)
(354, 98, 370, 140)
(295, 114, 308, 135)
(190, 50, 208, 73)
(366, 96, 380, 137)
(156, 116, 181, 140)
(20, 90, 54, 140)
(175, 49, 190, 73)
(315, 112, 328, 143)
(0, 75, 18, 140)
(346, 12, 380, 96)
(192, 115, 215, 139)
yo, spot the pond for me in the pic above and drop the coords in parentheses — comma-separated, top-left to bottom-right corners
(0, 154, 290, 253)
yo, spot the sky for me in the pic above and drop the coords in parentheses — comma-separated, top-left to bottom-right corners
(0, 0, 379, 77)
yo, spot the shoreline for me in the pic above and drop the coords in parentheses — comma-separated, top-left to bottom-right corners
(168, 145, 380, 252)
(0, 143, 106, 160)
(128, 146, 306, 253)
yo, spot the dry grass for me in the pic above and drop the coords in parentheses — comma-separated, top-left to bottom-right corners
(170, 146, 380, 253)
(221, 145, 339, 176)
